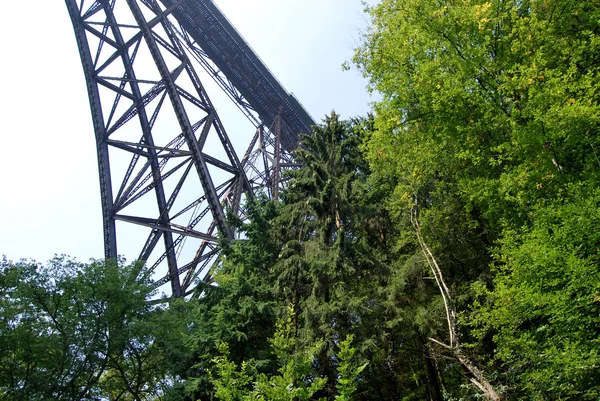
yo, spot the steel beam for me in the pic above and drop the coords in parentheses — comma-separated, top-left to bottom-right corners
(66, 0, 313, 297)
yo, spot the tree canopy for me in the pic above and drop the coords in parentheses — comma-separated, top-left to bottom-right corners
(2, 0, 599, 399)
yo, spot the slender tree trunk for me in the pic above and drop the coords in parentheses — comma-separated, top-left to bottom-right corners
(421, 337, 444, 401)
(431, 350, 447, 395)
(411, 209, 501, 401)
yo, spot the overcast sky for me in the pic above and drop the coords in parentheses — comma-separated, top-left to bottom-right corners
(0, 0, 375, 263)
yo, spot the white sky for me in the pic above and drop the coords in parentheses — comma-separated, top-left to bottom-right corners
(0, 0, 375, 263)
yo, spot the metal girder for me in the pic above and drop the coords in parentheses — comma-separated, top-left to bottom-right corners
(160, 0, 315, 152)
(66, 0, 311, 297)
(66, 0, 117, 260)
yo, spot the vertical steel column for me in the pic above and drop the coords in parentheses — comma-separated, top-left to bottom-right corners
(273, 111, 282, 200)
(66, 0, 117, 260)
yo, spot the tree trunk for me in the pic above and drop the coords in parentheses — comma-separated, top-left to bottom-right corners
(422, 339, 444, 401)
(412, 209, 500, 401)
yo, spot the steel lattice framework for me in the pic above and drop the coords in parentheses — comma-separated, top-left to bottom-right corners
(66, 0, 314, 297)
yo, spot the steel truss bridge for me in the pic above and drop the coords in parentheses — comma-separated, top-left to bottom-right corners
(65, 0, 315, 297)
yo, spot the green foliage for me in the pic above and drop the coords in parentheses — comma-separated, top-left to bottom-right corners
(271, 114, 381, 393)
(250, 306, 327, 401)
(334, 335, 368, 401)
(193, 114, 374, 400)
(209, 305, 326, 401)
(209, 306, 371, 401)
(0, 257, 158, 400)
(353, 0, 599, 398)
(209, 342, 256, 401)
(5, 5, 598, 398)
(354, 0, 600, 230)
(471, 186, 600, 399)
(177, 195, 281, 399)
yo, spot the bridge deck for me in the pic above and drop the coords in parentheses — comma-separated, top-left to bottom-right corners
(161, 0, 315, 152)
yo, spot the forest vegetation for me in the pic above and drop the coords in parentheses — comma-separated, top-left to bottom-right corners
(1, 0, 599, 399)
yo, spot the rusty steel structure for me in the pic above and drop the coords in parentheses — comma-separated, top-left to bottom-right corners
(65, 0, 314, 297)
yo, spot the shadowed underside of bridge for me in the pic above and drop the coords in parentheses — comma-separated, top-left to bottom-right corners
(65, 0, 315, 297)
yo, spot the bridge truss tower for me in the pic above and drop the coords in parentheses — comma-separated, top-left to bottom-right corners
(65, 0, 315, 297)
